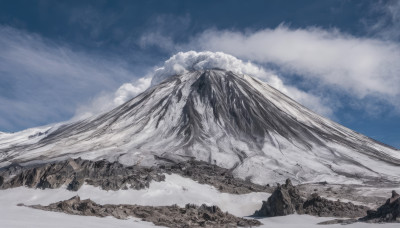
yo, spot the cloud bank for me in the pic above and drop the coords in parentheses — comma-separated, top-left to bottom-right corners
(188, 26, 400, 99)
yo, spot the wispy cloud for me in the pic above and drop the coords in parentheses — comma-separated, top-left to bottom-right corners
(139, 14, 191, 51)
(74, 76, 152, 119)
(366, 0, 400, 41)
(3, 6, 400, 133)
(0, 26, 139, 132)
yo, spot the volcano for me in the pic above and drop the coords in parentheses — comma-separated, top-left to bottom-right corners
(0, 52, 399, 186)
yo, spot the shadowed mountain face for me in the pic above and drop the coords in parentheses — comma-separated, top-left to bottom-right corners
(0, 69, 399, 185)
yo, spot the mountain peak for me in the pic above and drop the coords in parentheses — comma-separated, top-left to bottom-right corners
(1, 67, 399, 185)
(151, 51, 265, 86)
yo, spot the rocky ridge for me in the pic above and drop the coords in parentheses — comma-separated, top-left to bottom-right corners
(254, 179, 369, 218)
(319, 190, 400, 224)
(359, 190, 400, 223)
(158, 157, 273, 194)
(0, 158, 165, 191)
(0, 157, 272, 194)
(303, 193, 369, 218)
(297, 182, 389, 209)
(23, 196, 262, 228)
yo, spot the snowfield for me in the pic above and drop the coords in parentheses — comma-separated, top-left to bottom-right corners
(0, 174, 398, 228)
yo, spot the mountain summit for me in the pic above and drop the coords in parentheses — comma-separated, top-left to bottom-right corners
(0, 52, 399, 185)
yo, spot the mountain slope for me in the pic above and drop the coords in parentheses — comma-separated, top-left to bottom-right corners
(0, 67, 399, 185)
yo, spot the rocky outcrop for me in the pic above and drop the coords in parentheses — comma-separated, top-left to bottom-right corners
(303, 193, 368, 218)
(0, 157, 272, 194)
(254, 179, 304, 216)
(359, 190, 400, 223)
(159, 158, 273, 194)
(254, 179, 369, 218)
(25, 196, 262, 227)
(319, 190, 400, 225)
(0, 158, 165, 191)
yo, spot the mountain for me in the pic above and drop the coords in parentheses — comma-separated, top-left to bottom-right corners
(0, 55, 399, 186)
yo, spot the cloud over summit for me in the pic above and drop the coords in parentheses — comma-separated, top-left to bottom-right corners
(149, 51, 334, 117)
(191, 26, 400, 100)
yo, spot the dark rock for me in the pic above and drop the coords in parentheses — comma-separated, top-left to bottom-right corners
(318, 218, 358, 225)
(158, 159, 273, 194)
(67, 176, 84, 191)
(0, 158, 272, 194)
(254, 178, 304, 217)
(27, 196, 262, 227)
(303, 193, 368, 218)
(0, 158, 165, 191)
(391, 190, 400, 203)
(359, 190, 400, 223)
(254, 179, 369, 218)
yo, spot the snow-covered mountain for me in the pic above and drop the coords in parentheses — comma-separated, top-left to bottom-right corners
(0, 52, 399, 185)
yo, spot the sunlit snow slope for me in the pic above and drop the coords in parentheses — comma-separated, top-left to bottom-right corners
(0, 52, 399, 185)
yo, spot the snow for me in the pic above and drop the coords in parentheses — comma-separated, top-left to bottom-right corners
(258, 214, 399, 228)
(0, 174, 267, 227)
(1, 173, 397, 228)
(0, 125, 52, 149)
(9, 174, 268, 217)
(0, 200, 156, 228)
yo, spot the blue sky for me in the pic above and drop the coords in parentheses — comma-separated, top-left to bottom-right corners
(0, 0, 399, 148)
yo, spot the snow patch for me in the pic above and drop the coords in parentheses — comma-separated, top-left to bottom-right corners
(0, 174, 268, 227)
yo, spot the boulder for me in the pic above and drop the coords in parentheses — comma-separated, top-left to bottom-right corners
(360, 190, 400, 223)
(254, 179, 304, 217)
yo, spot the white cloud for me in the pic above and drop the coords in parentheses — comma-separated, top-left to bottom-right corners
(189, 26, 400, 100)
(140, 26, 400, 116)
(73, 76, 152, 119)
(151, 51, 269, 85)
(151, 51, 334, 117)
(114, 77, 152, 105)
